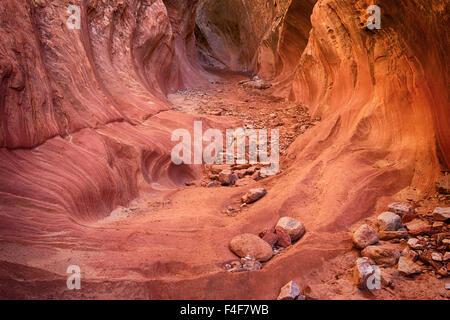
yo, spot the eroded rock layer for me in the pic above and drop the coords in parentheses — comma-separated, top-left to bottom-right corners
(0, 0, 211, 228)
(0, 0, 448, 299)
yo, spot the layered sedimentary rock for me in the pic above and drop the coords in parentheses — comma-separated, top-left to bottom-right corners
(283, 0, 449, 229)
(195, 0, 448, 226)
(0, 0, 448, 299)
(195, 0, 294, 73)
(195, 0, 316, 86)
(0, 0, 213, 233)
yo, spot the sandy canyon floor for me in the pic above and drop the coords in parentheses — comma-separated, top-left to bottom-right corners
(0, 0, 448, 301)
(1, 77, 448, 300)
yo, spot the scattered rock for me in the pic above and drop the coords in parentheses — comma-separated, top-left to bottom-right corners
(224, 205, 240, 216)
(219, 169, 237, 186)
(258, 228, 274, 238)
(206, 181, 219, 188)
(229, 233, 273, 261)
(251, 170, 261, 180)
(432, 221, 445, 232)
(431, 252, 443, 262)
(361, 244, 401, 267)
(419, 251, 446, 273)
(277, 281, 300, 300)
(405, 219, 431, 236)
(300, 285, 320, 300)
(437, 267, 448, 277)
(233, 163, 251, 170)
(433, 207, 450, 222)
(398, 256, 422, 276)
(208, 173, 218, 180)
(241, 188, 267, 204)
(377, 211, 402, 231)
(444, 252, 450, 262)
(434, 233, 450, 246)
(235, 177, 253, 187)
(275, 217, 306, 241)
(402, 248, 419, 261)
(262, 232, 278, 247)
(380, 269, 394, 288)
(401, 212, 417, 224)
(419, 250, 442, 271)
(234, 169, 246, 179)
(273, 246, 285, 256)
(246, 166, 257, 175)
(353, 257, 376, 289)
(275, 226, 292, 248)
(379, 229, 409, 240)
(435, 174, 450, 194)
(407, 238, 424, 249)
(241, 256, 262, 271)
(240, 78, 272, 90)
(210, 164, 231, 174)
(225, 260, 243, 272)
(352, 224, 379, 249)
(388, 202, 415, 216)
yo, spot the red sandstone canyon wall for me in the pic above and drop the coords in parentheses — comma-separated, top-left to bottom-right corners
(0, 0, 448, 299)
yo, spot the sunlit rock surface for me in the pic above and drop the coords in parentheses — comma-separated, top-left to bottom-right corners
(0, 0, 448, 299)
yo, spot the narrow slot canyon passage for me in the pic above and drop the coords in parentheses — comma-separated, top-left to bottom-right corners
(0, 0, 448, 300)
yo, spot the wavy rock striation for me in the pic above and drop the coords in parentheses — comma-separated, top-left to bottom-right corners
(0, 0, 448, 299)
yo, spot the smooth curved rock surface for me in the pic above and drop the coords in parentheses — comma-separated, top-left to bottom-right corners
(229, 233, 273, 261)
(0, 0, 448, 299)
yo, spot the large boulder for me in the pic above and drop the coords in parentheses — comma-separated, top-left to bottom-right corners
(377, 212, 402, 231)
(277, 281, 300, 300)
(229, 233, 273, 261)
(241, 188, 267, 204)
(275, 217, 306, 241)
(352, 224, 379, 249)
(433, 207, 450, 222)
(361, 244, 401, 267)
